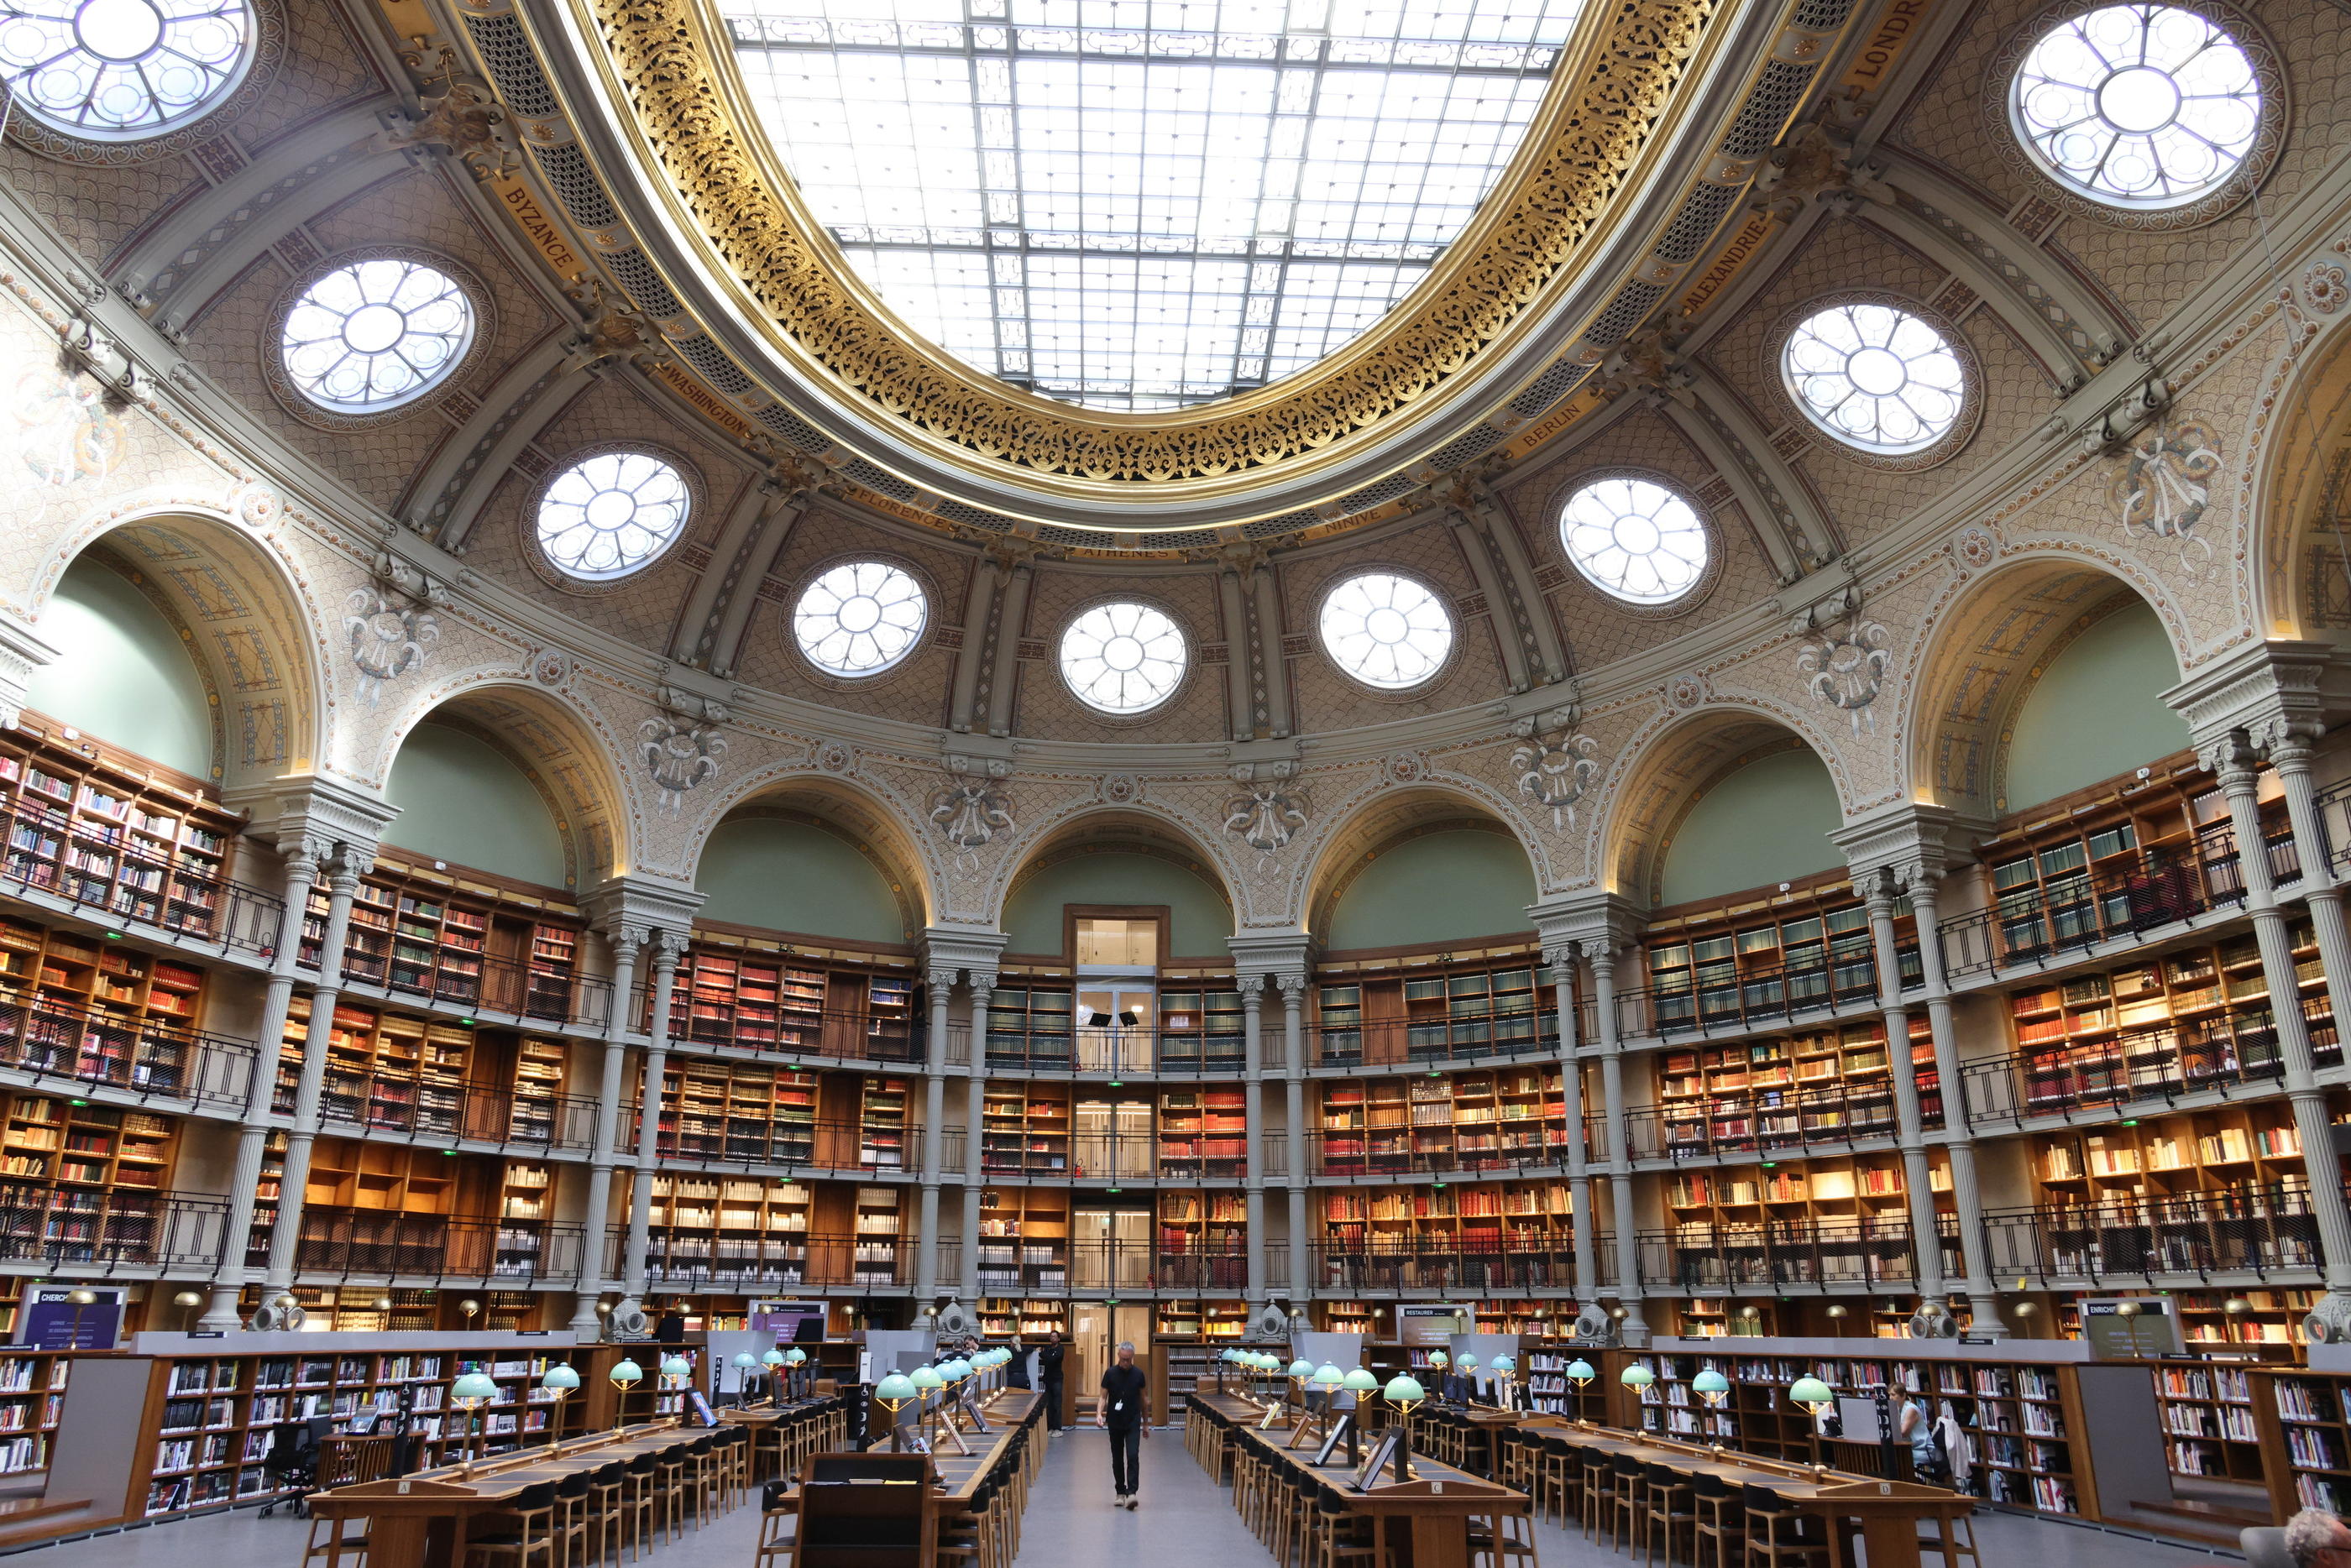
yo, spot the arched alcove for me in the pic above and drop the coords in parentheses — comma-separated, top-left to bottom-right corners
(696, 817, 910, 944)
(1003, 849, 1232, 959)
(1322, 825, 1537, 950)
(2003, 598, 2187, 810)
(25, 553, 213, 777)
(383, 721, 568, 887)
(1655, 746, 1843, 907)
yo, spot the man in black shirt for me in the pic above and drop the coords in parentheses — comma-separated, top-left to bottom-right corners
(1097, 1340, 1149, 1508)
(1038, 1330, 1066, 1432)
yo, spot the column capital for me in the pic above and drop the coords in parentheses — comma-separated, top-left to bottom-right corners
(2164, 638, 2348, 758)
(1229, 930, 1314, 985)
(0, 609, 57, 730)
(1541, 941, 1579, 970)
(1527, 891, 1643, 955)
(2196, 728, 2265, 788)
(921, 924, 1006, 989)
(1830, 801, 1984, 891)
(581, 875, 705, 951)
(1273, 972, 1310, 1003)
(224, 772, 397, 865)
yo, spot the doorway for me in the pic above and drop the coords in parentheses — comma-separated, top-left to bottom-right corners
(1075, 916, 1159, 1072)
(1070, 1301, 1156, 1421)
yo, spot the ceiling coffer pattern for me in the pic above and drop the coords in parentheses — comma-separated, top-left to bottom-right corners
(475, 0, 1861, 523)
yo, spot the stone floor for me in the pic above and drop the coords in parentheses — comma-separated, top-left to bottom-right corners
(0, 1423, 2250, 1565)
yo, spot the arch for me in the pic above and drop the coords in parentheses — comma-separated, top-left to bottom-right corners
(384, 720, 568, 886)
(1596, 706, 1847, 908)
(27, 504, 328, 791)
(26, 551, 215, 776)
(1302, 784, 1544, 942)
(372, 679, 634, 891)
(995, 806, 1236, 958)
(688, 773, 939, 933)
(2245, 315, 2351, 641)
(1900, 555, 2193, 819)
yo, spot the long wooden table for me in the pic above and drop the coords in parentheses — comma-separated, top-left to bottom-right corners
(862, 1388, 1042, 1511)
(308, 1420, 707, 1568)
(1191, 1393, 1530, 1568)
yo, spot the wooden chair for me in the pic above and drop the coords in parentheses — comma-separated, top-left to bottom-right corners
(1466, 1508, 1539, 1568)
(1308, 1489, 1386, 1568)
(463, 1480, 560, 1568)
(302, 1511, 369, 1568)
(549, 1471, 592, 1568)
(1918, 1507, 1980, 1568)
(618, 1454, 658, 1562)
(1579, 1445, 1619, 1540)
(1608, 1453, 1645, 1554)
(1740, 1483, 1834, 1568)
(754, 1478, 799, 1568)
(583, 1461, 626, 1567)
(1693, 1471, 1745, 1568)
(1642, 1462, 1698, 1568)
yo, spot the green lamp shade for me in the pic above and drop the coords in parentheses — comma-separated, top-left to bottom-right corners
(763, 1349, 788, 1367)
(660, 1356, 693, 1380)
(876, 1373, 918, 1404)
(1384, 1375, 1427, 1404)
(541, 1364, 581, 1393)
(1621, 1364, 1657, 1389)
(1343, 1367, 1380, 1393)
(785, 1348, 808, 1366)
(451, 1371, 500, 1403)
(1288, 1358, 1314, 1378)
(942, 1358, 972, 1381)
(912, 1367, 945, 1390)
(1788, 1376, 1835, 1409)
(1458, 1355, 1480, 1372)
(1691, 1370, 1730, 1398)
(1427, 1351, 1449, 1367)
(610, 1359, 644, 1387)
(1490, 1356, 1516, 1374)
(1313, 1364, 1344, 1388)
(733, 1353, 759, 1370)
(1563, 1360, 1595, 1384)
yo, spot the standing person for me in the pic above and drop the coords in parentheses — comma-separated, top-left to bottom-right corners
(1038, 1330, 1066, 1432)
(1097, 1341, 1149, 1509)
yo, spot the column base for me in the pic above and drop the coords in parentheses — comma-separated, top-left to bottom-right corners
(197, 1285, 243, 1333)
(1963, 1292, 2009, 1339)
(569, 1291, 605, 1337)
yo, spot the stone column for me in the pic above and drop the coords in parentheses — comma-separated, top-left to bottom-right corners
(1862, 875, 1945, 1304)
(1243, 974, 1266, 1304)
(1280, 974, 1308, 1302)
(202, 842, 321, 1330)
(1590, 944, 1647, 1343)
(2209, 735, 2351, 1324)
(260, 848, 368, 1307)
(2269, 730, 2351, 1064)
(1547, 942, 1597, 1302)
(959, 976, 992, 1304)
(569, 927, 641, 1334)
(1899, 869, 2001, 1333)
(917, 965, 956, 1303)
(618, 931, 684, 1322)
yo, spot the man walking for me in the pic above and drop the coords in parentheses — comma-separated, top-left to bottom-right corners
(1039, 1329, 1066, 1432)
(1097, 1340, 1149, 1508)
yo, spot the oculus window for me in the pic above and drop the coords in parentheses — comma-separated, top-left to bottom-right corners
(721, 0, 1585, 412)
(1558, 477, 1708, 604)
(280, 258, 474, 415)
(1319, 572, 1453, 688)
(794, 561, 929, 676)
(2011, 3, 2259, 209)
(0, 0, 249, 139)
(1780, 303, 1965, 456)
(536, 452, 691, 581)
(1060, 601, 1186, 714)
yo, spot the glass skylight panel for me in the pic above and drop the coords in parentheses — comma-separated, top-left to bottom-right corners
(724, 0, 1583, 412)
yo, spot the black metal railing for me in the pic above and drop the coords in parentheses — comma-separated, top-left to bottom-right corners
(976, 1026, 1244, 1078)
(2, 792, 283, 954)
(286, 1207, 584, 1283)
(626, 1231, 911, 1290)
(633, 1114, 927, 1175)
(1959, 1005, 2339, 1126)
(1646, 949, 1888, 1038)
(1937, 838, 2242, 982)
(302, 1072, 601, 1152)
(1309, 1241, 1585, 1294)
(2317, 778, 2351, 876)
(0, 1181, 228, 1272)
(0, 982, 254, 1106)
(1307, 1125, 1573, 1179)
(329, 943, 614, 1032)
(1309, 1018, 1559, 1069)
(1618, 1074, 1944, 1163)
(1636, 1216, 1958, 1292)
(1982, 1180, 2321, 1283)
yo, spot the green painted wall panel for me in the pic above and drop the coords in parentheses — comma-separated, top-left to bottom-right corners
(1324, 829, 1537, 949)
(2004, 599, 2186, 810)
(696, 818, 905, 943)
(383, 722, 568, 888)
(26, 558, 211, 776)
(1003, 852, 1230, 957)
(1657, 749, 1841, 906)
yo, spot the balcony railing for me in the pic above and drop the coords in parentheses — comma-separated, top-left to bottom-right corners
(286, 1207, 584, 1283)
(977, 1026, 1244, 1078)
(301, 1072, 601, 1152)
(1309, 1241, 1585, 1294)
(329, 943, 614, 1032)
(1309, 1017, 1558, 1070)
(636, 997, 925, 1065)
(0, 982, 255, 1107)
(636, 1115, 930, 1176)
(1982, 1180, 2321, 1283)
(626, 1230, 912, 1290)
(1636, 1216, 1957, 1292)
(0, 1180, 228, 1273)
(1937, 839, 2242, 983)
(3, 792, 283, 954)
(1060, 1241, 1251, 1294)
(1616, 1074, 1943, 1163)
(1307, 1125, 1572, 1179)
(1646, 950, 1886, 1039)
(1959, 1006, 2339, 1126)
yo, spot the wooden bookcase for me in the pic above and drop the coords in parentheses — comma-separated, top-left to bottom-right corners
(0, 1089, 180, 1265)
(977, 1299, 1068, 1339)
(859, 1076, 912, 1170)
(984, 985, 1074, 1064)
(850, 1185, 904, 1286)
(0, 914, 208, 1085)
(2170, 1288, 2314, 1351)
(311, 863, 585, 1019)
(0, 724, 238, 938)
(1315, 1067, 1568, 1174)
(1652, 1015, 1935, 1152)
(2252, 1366, 2351, 1518)
(277, 996, 475, 1135)
(0, 1352, 69, 1477)
(1660, 1151, 1951, 1281)
(676, 942, 917, 1058)
(1155, 986, 1244, 1069)
(2155, 1355, 2270, 1481)
(977, 1188, 1066, 1294)
(1158, 1189, 1247, 1290)
(652, 1058, 819, 1165)
(1317, 1182, 1573, 1288)
(1310, 959, 1552, 1067)
(1647, 891, 1889, 1035)
(643, 1173, 813, 1283)
(1157, 1087, 1245, 1179)
(980, 1083, 1070, 1176)
(507, 1033, 571, 1143)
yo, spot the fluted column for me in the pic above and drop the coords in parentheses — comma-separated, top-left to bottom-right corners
(959, 976, 992, 1302)
(570, 928, 641, 1334)
(1901, 870, 2001, 1333)
(1547, 942, 1597, 1302)
(918, 965, 956, 1303)
(1590, 944, 1646, 1343)
(1280, 974, 1308, 1301)
(1243, 974, 1266, 1304)
(260, 848, 367, 1303)
(1862, 875, 1944, 1303)
(203, 842, 322, 1329)
(2208, 735, 2351, 1312)
(619, 931, 684, 1315)
(2270, 730, 2351, 1064)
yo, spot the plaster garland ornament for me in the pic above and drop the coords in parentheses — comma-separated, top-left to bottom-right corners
(640, 712, 726, 813)
(343, 588, 437, 704)
(1798, 618, 1893, 734)
(1224, 781, 1310, 863)
(2113, 419, 2220, 572)
(929, 773, 1015, 870)
(1510, 729, 1604, 831)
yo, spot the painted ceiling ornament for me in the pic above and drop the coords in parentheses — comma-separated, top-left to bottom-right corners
(1798, 617, 1893, 735)
(929, 762, 1014, 871)
(1099, 772, 1142, 806)
(1952, 525, 1998, 572)
(2113, 419, 2220, 570)
(814, 740, 856, 776)
(1667, 674, 1707, 712)
(13, 365, 125, 486)
(1225, 781, 1310, 864)
(233, 483, 284, 530)
(1382, 751, 1428, 786)
(343, 588, 437, 705)
(2306, 253, 2348, 316)
(531, 650, 571, 687)
(641, 711, 726, 814)
(1510, 723, 1604, 832)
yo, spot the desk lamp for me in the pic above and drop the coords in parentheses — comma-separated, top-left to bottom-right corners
(451, 1367, 500, 1464)
(539, 1363, 579, 1441)
(1381, 1375, 1426, 1481)
(785, 1346, 809, 1398)
(1488, 1356, 1516, 1409)
(874, 1372, 918, 1451)
(1342, 1367, 1380, 1464)
(608, 1357, 643, 1429)
(1789, 1375, 1836, 1420)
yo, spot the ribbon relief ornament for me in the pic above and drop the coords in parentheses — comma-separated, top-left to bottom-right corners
(1798, 617, 1893, 734)
(930, 759, 1014, 871)
(2113, 419, 2219, 569)
(1224, 779, 1310, 866)
(1510, 719, 1603, 832)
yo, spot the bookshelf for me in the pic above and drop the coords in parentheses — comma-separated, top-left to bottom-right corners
(1651, 1016, 1935, 1155)
(2252, 1367, 2351, 1518)
(2171, 1288, 2313, 1351)
(1313, 1067, 1568, 1175)
(674, 943, 918, 1058)
(312, 862, 586, 1018)
(1157, 1190, 1247, 1291)
(977, 1188, 1067, 1294)
(0, 914, 209, 1088)
(0, 725, 238, 938)
(980, 1084, 1070, 1176)
(1317, 1182, 1573, 1289)
(1659, 1152, 1950, 1291)
(278, 996, 477, 1139)
(977, 1299, 1068, 1339)
(1647, 894, 1886, 1035)
(1310, 960, 1552, 1067)
(985, 986, 1074, 1067)
(507, 1032, 571, 1143)
(1157, 1087, 1246, 1179)
(2155, 1356, 2264, 1480)
(643, 1173, 812, 1283)
(851, 1185, 904, 1286)
(1155, 987, 1245, 1070)
(652, 1058, 819, 1166)
(0, 1090, 181, 1265)
(859, 1076, 912, 1170)
(0, 1353, 67, 1477)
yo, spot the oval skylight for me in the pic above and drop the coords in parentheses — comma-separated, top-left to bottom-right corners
(723, 0, 1587, 413)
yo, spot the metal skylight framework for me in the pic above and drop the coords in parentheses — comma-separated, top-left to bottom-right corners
(723, 0, 1582, 413)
